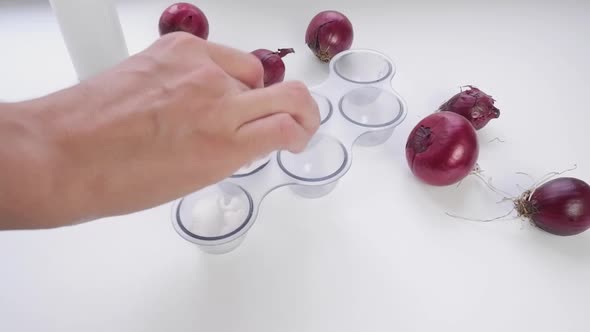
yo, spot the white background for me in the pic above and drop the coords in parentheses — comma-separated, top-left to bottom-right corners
(1, 0, 590, 331)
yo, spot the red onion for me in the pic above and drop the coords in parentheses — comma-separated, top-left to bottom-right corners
(406, 111, 479, 186)
(438, 85, 500, 130)
(305, 10, 353, 62)
(251, 48, 294, 87)
(516, 177, 590, 236)
(159, 2, 209, 40)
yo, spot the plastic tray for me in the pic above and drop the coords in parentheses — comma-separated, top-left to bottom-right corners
(171, 48, 408, 254)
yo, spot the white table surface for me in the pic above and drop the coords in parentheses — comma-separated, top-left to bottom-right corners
(1, 0, 590, 331)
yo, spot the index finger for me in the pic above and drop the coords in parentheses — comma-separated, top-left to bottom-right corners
(230, 80, 321, 136)
(205, 41, 264, 89)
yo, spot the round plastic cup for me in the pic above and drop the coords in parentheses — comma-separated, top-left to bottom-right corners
(333, 51, 393, 84)
(339, 86, 403, 146)
(174, 182, 254, 254)
(278, 134, 347, 198)
(289, 181, 339, 199)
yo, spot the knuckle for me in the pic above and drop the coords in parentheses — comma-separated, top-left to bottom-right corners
(197, 64, 227, 82)
(159, 31, 203, 52)
(311, 103, 321, 131)
(244, 54, 264, 84)
(171, 31, 200, 46)
(276, 113, 298, 146)
(283, 81, 310, 100)
(306, 98, 321, 131)
(276, 113, 309, 153)
(288, 82, 314, 112)
(281, 81, 320, 133)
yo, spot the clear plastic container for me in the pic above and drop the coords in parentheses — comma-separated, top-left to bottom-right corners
(171, 49, 408, 254)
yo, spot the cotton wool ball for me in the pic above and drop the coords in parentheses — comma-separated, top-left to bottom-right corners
(189, 196, 224, 237)
(221, 210, 246, 235)
(218, 196, 248, 234)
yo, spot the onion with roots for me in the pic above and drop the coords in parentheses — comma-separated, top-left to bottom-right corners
(406, 111, 480, 186)
(251, 48, 295, 87)
(159, 2, 209, 40)
(452, 167, 590, 236)
(515, 177, 590, 236)
(305, 10, 354, 62)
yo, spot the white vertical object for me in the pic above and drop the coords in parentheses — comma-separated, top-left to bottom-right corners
(49, 0, 129, 81)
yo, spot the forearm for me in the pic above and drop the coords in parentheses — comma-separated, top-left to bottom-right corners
(0, 92, 94, 229)
(0, 64, 178, 230)
(1, 60, 178, 230)
(1, 101, 54, 228)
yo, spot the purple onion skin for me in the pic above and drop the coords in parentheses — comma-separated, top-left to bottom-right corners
(305, 10, 353, 62)
(251, 48, 294, 87)
(522, 177, 590, 236)
(405, 111, 479, 186)
(159, 2, 209, 40)
(438, 86, 500, 130)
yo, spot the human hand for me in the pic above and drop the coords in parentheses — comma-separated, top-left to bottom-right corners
(9, 32, 320, 227)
